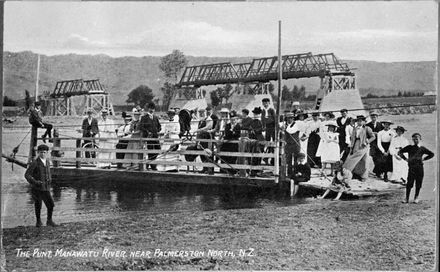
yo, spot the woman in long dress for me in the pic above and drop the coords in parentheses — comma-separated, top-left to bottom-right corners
(376, 121, 396, 181)
(317, 121, 340, 177)
(389, 126, 409, 183)
(124, 110, 142, 169)
(97, 109, 117, 168)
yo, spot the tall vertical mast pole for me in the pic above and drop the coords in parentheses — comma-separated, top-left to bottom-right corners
(35, 54, 40, 101)
(274, 21, 282, 184)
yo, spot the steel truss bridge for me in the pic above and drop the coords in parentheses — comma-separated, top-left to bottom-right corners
(46, 79, 114, 116)
(177, 52, 354, 87)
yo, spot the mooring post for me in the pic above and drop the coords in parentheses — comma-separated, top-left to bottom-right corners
(75, 139, 82, 169)
(279, 140, 286, 185)
(27, 126, 38, 165)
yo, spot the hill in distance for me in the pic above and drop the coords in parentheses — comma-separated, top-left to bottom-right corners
(3, 51, 436, 105)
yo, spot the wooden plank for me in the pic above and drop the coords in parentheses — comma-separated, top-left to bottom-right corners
(52, 147, 275, 158)
(40, 137, 277, 146)
(52, 157, 275, 171)
(51, 167, 276, 187)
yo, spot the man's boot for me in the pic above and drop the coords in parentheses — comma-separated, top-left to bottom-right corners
(36, 219, 43, 228)
(46, 209, 57, 227)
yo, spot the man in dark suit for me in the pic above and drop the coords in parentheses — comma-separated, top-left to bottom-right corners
(366, 111, 384, 177)
(261, 98, 276, 165)
(139, 102, 162, 170)
(336, 109, 349, 158)
(24, 144, 57, 227)
(80, 109, 99, 158)
(29, 101, 53, 143)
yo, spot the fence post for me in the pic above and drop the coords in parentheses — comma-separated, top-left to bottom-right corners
(76, 139, 82, 169)
(138, 138, 145, 171)
(52, 129, 61, 167)
(279, 140, 286, 186)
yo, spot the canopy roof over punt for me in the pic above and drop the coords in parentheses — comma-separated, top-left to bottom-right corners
(177, 52, 354, 87)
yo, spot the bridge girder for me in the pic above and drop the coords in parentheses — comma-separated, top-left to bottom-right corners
(177, 52, 354, 87)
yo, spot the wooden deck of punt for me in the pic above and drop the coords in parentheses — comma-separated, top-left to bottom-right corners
(299, 169, 405, 197)
(51, 166, 278, 188)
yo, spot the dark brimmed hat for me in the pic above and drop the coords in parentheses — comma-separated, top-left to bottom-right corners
(167, 109, 176, 114)
(86, 108, 93, 114)
(412, 133, 422, 138)
(262, 98, 270, 103)
(206, 106, 212, 111)
(37, 144, 49, 151)
(298, 153, 306, 159)
(340, 108, 348, 113)
(242, 109, 249, 115)
(147, 102, 156, 109)
(356, 115, 366, 120)
(312, 112, 320, 117)
(252, 107, 262, 114)
(296, 111, 309, 119)
(323, 112, 335, 118)
(394, 126, 406, 132)
(34, 101, 41, 106)
(101, 109, 108, 114)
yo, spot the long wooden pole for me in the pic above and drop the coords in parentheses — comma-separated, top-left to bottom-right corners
(274, 21, 282, 184)
(35, 54, 40, 101)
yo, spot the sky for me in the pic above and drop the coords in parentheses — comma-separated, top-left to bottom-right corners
(4, 1, 438, 62)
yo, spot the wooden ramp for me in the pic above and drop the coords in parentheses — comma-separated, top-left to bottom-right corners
(299, 169, 405, 196)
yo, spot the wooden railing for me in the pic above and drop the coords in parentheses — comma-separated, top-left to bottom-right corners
(41, 136, 282, 176)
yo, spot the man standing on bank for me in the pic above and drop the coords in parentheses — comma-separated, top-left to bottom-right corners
(25, 144, 57, 227)
(261, 98, 276, 165)
(139, 102, 162, 170)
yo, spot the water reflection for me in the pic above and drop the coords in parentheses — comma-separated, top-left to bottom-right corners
(3, 179, 308, 228)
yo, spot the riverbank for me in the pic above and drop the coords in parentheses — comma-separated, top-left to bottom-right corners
(3, 194, 436, 271)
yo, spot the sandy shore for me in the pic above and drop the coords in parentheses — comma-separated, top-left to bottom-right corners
(3, 195, 436, 271)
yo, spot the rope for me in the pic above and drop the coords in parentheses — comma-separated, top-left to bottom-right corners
(2, 102, 436, 129)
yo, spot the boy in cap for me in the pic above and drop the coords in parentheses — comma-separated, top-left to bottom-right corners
(29, 101, 53, 143)
(398, 133, 434, 203)
(24, 144, 57, 227)
(290, 152, 311, 196)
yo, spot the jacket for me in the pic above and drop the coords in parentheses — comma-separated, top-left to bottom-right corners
(29, 107, 43, 127)
(262, 107, 276, 130)
(139, 113, 161, 138)
(81, 117, 99, 137)
(349, 125, 375, 148)
(25, 158, 52, 191)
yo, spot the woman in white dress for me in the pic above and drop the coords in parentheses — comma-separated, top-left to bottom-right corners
(316, 112, 335, 163)
(295, 111, 309, 162)
(317, 121, 340, 177)
(389, 126, 409, 183)
(97, 109, 117, 168)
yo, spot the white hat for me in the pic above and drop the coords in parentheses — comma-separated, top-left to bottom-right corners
(220, 108, 230, 113)
(292, 101, 300, 106)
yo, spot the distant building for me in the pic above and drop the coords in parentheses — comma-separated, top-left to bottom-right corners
(423, 91, 436, 96)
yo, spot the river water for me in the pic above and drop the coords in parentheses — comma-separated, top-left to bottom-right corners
(2, 113, 437, 229)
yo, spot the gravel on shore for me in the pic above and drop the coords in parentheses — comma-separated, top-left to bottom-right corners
(2, 195, 436, 271)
